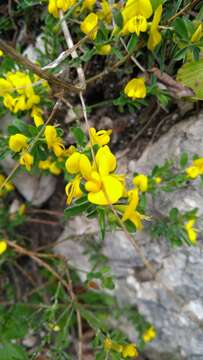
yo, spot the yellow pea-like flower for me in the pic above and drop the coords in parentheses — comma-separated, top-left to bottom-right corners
(80, 13, 98, 40)
(143, 326, 157, 342)
(124, 78, 147, 99)
(20, 152, 34, 171)
(185, 219, 197, 244)
(89, 127, 112, 146)
(0, 240, 7, 255)
(147, 5, 163, 51)
(133, 174, 148, 192)
(97, 44, 112, 56)
(9, 134, 29, 153)
(122, 344, 138, 358)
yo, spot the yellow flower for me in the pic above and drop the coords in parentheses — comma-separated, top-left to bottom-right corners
(104, 338, 113, 351)
(85, 146, 123, 205)
(124, 78, 146, 99)
(122, 344, 138, 358)
(48, 0, 76, 17)
(89, 127, 112, 146)
(9, 134, 29, 152)
(49, 162, 61, 175)
(133, 174, 148, 192)
(155, 176, 162, 184)
(65, 175, 83, 205)
(143, 326, 157, 342)
(0, 50, 4, 57)
(147, 5, 162, 51)
(121, 188, 149, 230)
(98, 0, 112, 24)
(0, 78, 13, 96)
(80, 13, 98, 40)
(65, 152, 92, 179)
(45, 125, 64, 157)
(39, 159, 52, 170)
(82, 0, 96, 10)
(20, 152, 34, 171)
(97, 44, 112, 55)
(104, 338, 123, 353)
(0, 240, 7, 255)
(186, 158, 203, 179)
(31, 106, 44, 127)
(0, 71, 41, 114)
(185, 219, 197, 244)
(121, 0, 152, 36)
(191, 24, 203, 43)
(48, 323, 60, 332)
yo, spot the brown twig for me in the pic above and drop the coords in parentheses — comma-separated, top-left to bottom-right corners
(167, 0, 201, 23)
(0, 38, 82, 93)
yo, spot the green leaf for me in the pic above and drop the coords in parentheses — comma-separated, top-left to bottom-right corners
(169, 208, 179, 222)
(64, 199, 91, 219)
(177, 60, 203, 100)
(80, 308, 103, 330)
(173, 18, 189, 40)
(127, 34, 138, 53)
(180, 152, 188, 167)
(0, 341, 28, 360)
(150, 0, 163, 11)
(70, 127, 87, 146)
(112, 8, 123, 29)
(101, 276, 115, 290)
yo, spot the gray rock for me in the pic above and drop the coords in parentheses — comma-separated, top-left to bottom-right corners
(1, 156, 56, 206)
(56, 113, 203, 359)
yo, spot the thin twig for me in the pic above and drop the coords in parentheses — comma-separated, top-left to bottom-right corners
(167, 0, 201, 23)
(0, 38, 82, 93)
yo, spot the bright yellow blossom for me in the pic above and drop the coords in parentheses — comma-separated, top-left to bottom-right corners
(0, 78, 13, 96)
(80, 13, 98, 40)
(155, 176, 162, 184)
(31, 106, 44, 127)
(133, 174, 148, 192)
(0, 240, 7, 255)
(121, 0, 152, 36)
(89, 127, 112, 146)
(147, 5, 163, 51)
(185, 219, 197, 244)
(186, 158, 203, 179)
(45, 125, 64, 157)
(124, 78, 146, 99)
(48, 0, 76, 17)
(9, 134, 29, 152)
(120, 188, 149, 230)
(85, 146, 123, 205)
(143, 326, 157, 342)
(97, 44, 112, 55)
(48, 323, 60, 332)
(82, 0, 96, 10)
(122, 344, 138, 358)
(49, 162, 61, 175)
(20, 152, 34, 171)
(104, 338, 113, 351)
(65, 152, 92, 179)
(191, 24, 203, 43)
(39, 159, 52, 170)
(0, 50, 4, 57)
(65, 175, 83, 205)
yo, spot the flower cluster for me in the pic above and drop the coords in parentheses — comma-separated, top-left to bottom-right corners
(104, 338, 138, 358)
(0, 70, 48, 127)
